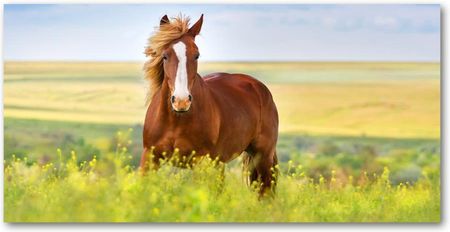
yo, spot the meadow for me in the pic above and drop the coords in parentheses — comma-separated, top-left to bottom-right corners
(3, 61, 441, 222)
(5, 149, 439, 222)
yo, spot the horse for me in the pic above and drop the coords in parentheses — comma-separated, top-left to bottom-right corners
(140, 14, 279, 196)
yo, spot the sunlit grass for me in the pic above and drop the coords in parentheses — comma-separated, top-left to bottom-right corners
(4, 147, 440, 222)
(272, 81, 440, 138)
(3, 62, 440, 138)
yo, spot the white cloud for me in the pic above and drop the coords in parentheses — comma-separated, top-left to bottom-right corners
(4, 4, 440, 62)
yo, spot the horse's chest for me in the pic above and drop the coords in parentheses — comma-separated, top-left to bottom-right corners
(150, 126, 216, 156)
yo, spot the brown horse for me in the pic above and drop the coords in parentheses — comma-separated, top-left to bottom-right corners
(140, 14, 279, 195)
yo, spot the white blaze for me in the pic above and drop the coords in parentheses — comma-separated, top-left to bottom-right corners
(172, 41, 190, 99)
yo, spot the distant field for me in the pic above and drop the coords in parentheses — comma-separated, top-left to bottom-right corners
(3, 61, 440, 138)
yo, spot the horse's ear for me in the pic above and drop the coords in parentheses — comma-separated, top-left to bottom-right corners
(188, 14, 203, 37)
(160, 15, 169, 26)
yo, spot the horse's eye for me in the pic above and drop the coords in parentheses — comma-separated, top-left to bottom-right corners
(195, 54, 200, 60)
(163, 54, 168, 60)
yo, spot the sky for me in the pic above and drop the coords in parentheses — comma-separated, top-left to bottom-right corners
(3, 4, 441, 62)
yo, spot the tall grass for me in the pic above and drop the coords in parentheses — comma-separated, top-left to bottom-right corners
(4, 143, 440, 222)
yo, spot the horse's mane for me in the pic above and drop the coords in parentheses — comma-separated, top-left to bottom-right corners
(143, 15, 191, 104)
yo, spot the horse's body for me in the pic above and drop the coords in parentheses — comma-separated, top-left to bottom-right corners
(141, 14, 279, 195)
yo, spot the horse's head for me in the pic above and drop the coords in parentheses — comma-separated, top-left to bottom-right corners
(161, 14, 203, 113)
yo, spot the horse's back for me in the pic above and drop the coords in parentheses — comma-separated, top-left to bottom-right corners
(203, 72, 278, 128)
(203, 72, 264, 113)
(204, 72, 272, 99)
(208, 73, 279, 132)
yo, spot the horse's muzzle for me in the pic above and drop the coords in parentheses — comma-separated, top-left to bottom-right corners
(171, 95, 192, 112)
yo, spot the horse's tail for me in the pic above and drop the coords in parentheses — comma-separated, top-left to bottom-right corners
(242, 151, 279, 195)
(242, 152, 255, 187)
(271, 153, 279, 192)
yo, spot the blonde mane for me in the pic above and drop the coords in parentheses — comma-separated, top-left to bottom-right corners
(143, 15, 191, 104)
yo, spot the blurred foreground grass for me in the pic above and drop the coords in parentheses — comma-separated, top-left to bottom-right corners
(4, 148, 440, 222)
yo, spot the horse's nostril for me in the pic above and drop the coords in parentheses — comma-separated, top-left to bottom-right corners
(188, 95, 192, 102)
(171, 95, 175, 103)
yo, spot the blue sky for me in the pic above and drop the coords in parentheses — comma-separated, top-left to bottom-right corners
(3, 4, 440, 62)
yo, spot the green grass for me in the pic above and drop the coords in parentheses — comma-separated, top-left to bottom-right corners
(3, 119, 441, 222)
(4, 117, 440, 184)
(4, 150, 440, 222)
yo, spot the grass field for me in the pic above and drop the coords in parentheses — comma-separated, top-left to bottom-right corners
(4, 61, 440, 137)
(5, 152, 440, 222)
(3, 61, 441, 222)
